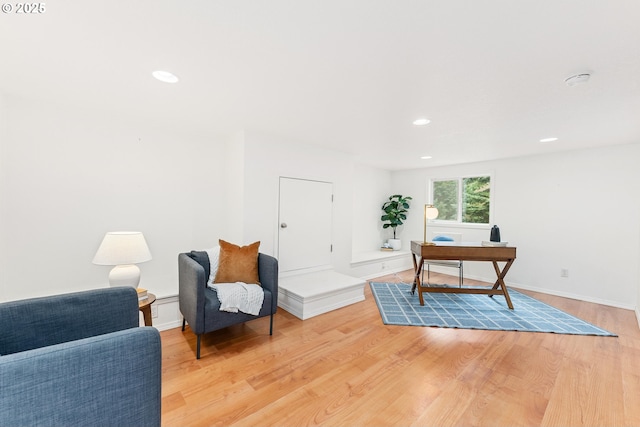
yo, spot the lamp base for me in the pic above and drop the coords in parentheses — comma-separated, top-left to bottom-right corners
(108, 264, 141, 287)
(421, 241, 436, 246)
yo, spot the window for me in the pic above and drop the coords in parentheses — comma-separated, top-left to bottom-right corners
(430, 175, 492, 225)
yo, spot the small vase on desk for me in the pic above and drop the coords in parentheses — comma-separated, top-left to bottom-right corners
(490, 225, 501, 242)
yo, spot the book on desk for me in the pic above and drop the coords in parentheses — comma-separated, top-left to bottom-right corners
(136, 287, 148, 301)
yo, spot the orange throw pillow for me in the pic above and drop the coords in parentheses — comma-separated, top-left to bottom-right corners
(213, 239, 261, 285)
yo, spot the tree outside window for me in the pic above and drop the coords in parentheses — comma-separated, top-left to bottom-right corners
(432, 175, 491, 225)
(433, 180, 458, 221)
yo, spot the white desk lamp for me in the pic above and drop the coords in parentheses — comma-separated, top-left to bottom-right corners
(93, 231, 152, 287)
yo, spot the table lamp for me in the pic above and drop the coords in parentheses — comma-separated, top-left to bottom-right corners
(423, 204, 439, 245)
(92, 231, 152, 287)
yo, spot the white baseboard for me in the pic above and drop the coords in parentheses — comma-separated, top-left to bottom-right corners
(427, 267, 637, 311)
(154, 320, 183, 331)
(147, 295, 183, 331)
(350, 250, 411, 265)
(350, 251, 413, 281)
(360, 264, 413, 281)
(144, 277, 640, 331)
(502, 281, 635, 311)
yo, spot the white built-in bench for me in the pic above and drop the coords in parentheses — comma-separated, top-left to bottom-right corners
(350, 250, 411, 264)
(278, 270, 366, 320)
(277, 250, 415, 320)
(350, 250, 413, 280)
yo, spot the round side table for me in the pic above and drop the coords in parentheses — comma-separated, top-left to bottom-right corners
(138, 293, 157, 326)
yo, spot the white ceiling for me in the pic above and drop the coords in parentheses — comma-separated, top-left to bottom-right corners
(2, 0, 639, 170)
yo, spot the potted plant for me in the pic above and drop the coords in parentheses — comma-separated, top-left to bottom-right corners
(381, 194, 412, 250)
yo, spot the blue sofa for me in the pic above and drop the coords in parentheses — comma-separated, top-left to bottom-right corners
(0, 287, 161, 427)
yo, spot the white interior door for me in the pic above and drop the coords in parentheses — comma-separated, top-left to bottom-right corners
(278, 177, 333, 273)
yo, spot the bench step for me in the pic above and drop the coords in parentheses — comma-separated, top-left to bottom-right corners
(278, 270, 366, 320)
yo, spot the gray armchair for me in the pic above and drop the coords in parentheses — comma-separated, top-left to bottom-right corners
(179, 251, 278, 359)
(0, 287, 161, 427)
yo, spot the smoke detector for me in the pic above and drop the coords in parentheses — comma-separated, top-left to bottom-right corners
(565, 73, 590, 87)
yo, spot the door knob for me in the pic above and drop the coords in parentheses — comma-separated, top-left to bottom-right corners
(280, 223, 288, 228)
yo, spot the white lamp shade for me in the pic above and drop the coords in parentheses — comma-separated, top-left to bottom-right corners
(425, 205, 439, 220)
(93, 232, 152, 266)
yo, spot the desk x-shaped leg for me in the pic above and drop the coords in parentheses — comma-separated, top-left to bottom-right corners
(410, 254, 426, 304)
(410, 253, 421, 291)
(490, 259, 515, 309)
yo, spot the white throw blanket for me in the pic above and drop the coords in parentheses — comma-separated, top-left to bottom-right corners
(210, 282, 264, 316)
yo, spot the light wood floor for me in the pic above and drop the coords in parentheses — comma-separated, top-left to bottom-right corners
(160, 270, 640, 427)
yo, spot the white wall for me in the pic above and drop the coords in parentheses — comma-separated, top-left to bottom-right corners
(351, 163, 392, 254)
(240, 131, 356, 274)
(0, 94, 7, 274)
(3, 95, 638, 318)
(0, 99, 396, 305)
(0, 96, 240, 301)
(637, 226, 640, 327)
(223, 131, 247, 243)
(239, 132, 413, 280)
(391, 143, 640, 309)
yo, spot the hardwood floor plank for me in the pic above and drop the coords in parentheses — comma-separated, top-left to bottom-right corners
(620, 342, 640, 425)
(160, 269, 639, 427)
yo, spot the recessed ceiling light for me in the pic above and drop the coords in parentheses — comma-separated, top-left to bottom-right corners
(152, 70, 179, 83)
(420, 155, 433, 160)
(413, 118, 431, 126)
(539, 137, 558, 143)
(564, 73, 590, 86)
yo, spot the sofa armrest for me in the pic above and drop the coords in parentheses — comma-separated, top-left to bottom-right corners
(0, 287, 139, 355)
(258, 253, 279, 312)
(178, 253, 206, 334)
(0, 327, 161, 427)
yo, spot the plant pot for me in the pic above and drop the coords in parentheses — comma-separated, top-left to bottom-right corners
(387, 239, 402, 251)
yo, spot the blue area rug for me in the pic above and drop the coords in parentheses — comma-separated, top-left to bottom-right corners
(370, 282, 616, 336)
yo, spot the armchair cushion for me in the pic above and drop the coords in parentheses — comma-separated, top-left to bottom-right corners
(214, 239, 261, 285)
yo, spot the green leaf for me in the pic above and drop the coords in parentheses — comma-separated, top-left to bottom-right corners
(381, 194, 412, 231)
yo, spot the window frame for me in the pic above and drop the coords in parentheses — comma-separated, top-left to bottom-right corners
(427, 173, 494, 229)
